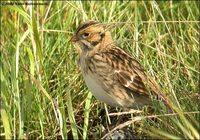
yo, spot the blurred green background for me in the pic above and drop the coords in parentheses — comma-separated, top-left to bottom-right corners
(1, 1, 199, 139)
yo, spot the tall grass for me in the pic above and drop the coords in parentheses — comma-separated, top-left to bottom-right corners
(1, 1, 199, 139)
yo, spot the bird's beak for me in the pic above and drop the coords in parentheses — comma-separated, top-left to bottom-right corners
(70, 35, 79, 42)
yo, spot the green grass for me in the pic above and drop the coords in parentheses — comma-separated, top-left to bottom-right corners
(1, 1, 199, 139)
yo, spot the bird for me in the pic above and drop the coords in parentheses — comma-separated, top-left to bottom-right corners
(70, 21, 170, 110)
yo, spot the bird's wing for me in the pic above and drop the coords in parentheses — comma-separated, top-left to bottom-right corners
(101, 46, 171, 110)
(103, 47, 150, 97)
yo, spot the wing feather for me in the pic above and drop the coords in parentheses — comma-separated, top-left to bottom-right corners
(103, 47, 151, 97)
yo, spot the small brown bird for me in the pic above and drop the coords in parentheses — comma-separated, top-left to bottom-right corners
(71, 21, 170, 109)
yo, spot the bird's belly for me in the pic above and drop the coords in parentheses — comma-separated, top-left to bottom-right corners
(83, 73, 121, 107)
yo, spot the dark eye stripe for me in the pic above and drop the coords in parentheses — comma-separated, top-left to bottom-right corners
(76, 21, 99, 33)
(91, 41, 99, 46)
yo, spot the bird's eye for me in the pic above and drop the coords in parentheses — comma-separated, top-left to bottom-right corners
(82, 33, 90, 38)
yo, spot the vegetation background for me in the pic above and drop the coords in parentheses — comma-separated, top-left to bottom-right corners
(1, 1, 199, 139)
